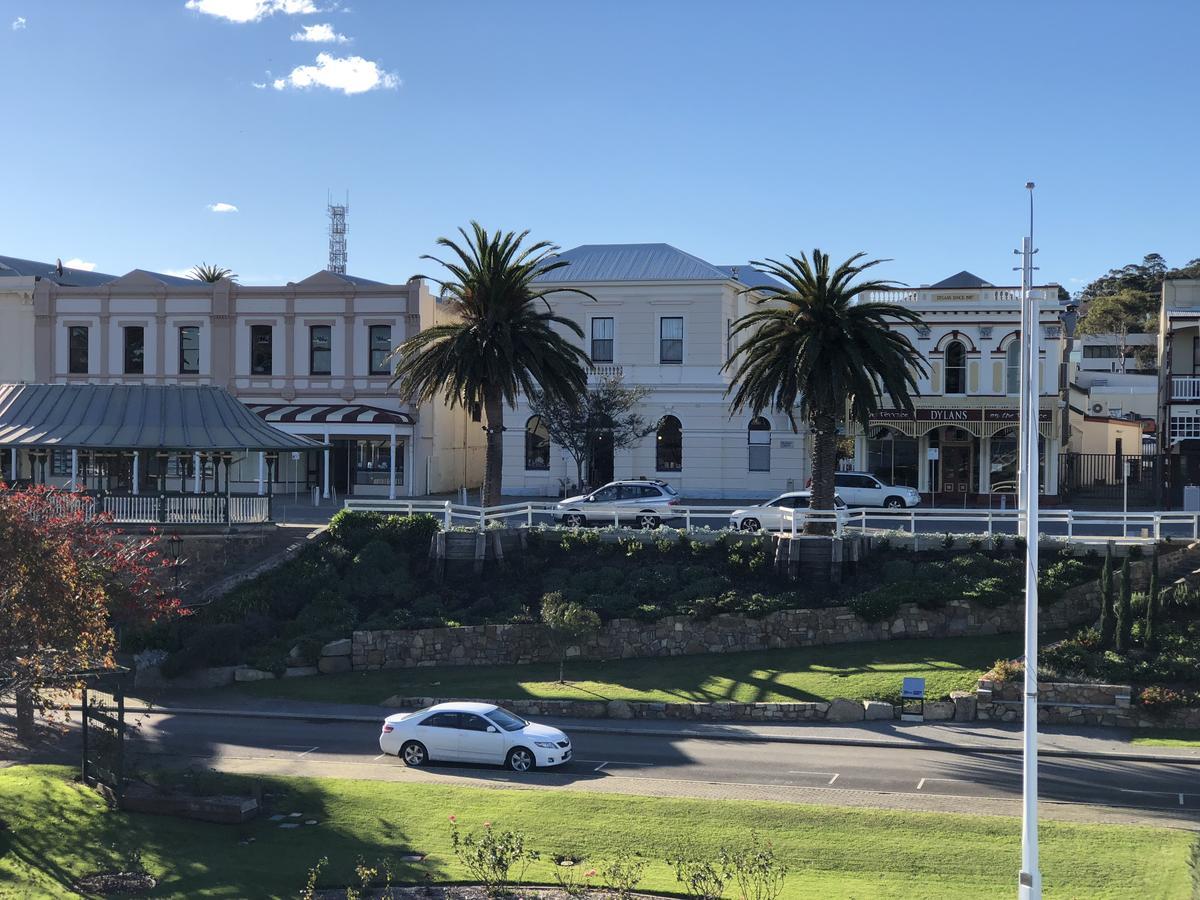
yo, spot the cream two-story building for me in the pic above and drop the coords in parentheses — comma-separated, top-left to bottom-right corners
(1157, 278, 1200, 502)
(502, 243, 807, 499)
(5, 257, 479, 499)
(849, 271, 1069, 500)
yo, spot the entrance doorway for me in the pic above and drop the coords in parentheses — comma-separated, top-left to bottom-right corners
(332, 440, 351, 496)
(930, 426, 977, 496)
(588, 432, 614, 489)
(940, 444, 972, 493)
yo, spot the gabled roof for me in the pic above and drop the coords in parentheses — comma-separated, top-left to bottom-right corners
(106, 269, 203, 288)
(0, 383, 320, 451)
(715, 265, 787, 291)
(534, 243, 732, 283)
(0, 255, 117, 287)
(293, 270, 389, 288)
(928, 271, 993, 289)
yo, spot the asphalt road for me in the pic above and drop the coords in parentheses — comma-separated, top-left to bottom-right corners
(90, 711, 1200, 821)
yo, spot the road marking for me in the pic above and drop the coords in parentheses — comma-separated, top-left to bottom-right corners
(1118, 789, 1196, 806)
(294, 746, 319, 759)
(917, 778, 925, 791)
(594, 762, 609, 772)
(372, 754, 385, 762)
(787, 770, 838, 777)
(828, 773, 839, 785)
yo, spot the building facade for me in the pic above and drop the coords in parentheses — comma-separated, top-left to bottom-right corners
(2, 258, 480, 499)
(849, 271, 1069, 499)
(502, 243, 808, 500)
(1157, 279, 1200, 500)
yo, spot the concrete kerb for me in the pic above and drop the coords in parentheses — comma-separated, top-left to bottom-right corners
(31, 702, 1200, 766)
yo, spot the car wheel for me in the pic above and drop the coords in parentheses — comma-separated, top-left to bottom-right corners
(400, 740, 428, 767)
(884, 497, 905, 509)
(637, 513, 660, 530)
(563, 513, 586, 527)
(506, 747, 535, 773)
(740, 518, 760, 532)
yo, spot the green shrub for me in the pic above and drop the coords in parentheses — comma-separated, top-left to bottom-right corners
(964, 576, 1011, 608)
(160, 623, 245, 677)
(879, 559, 914, 581)
(849, 589, 902, 622)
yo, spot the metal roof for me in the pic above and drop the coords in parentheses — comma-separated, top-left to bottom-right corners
(249, 403, 413, 426)
(715, 265, 787, 291)
(0, 384, 320, 451)
(534, 243, 735, 283)
(0, 255, 117, 287)
(928, 271, 994, 289)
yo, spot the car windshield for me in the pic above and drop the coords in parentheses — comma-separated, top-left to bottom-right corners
(484, 708, 527, 732)
(660, 483, 678, 496)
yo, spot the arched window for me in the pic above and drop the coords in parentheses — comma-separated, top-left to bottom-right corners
(1005, 342, 1021, 395)
(524, 416, 549, 470)
(748, 416, 771, 472)
(656, 415, 682, 472)
(944, 340, 966, 394)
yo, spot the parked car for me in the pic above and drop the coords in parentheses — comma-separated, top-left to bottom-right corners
(729, 491, 848, 532)
(806, 472, 921, 508)
(553, 479, 681, 528)
(379, 702, 572, 772)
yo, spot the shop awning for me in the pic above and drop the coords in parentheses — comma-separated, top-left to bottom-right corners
(0, 383, 321, 452)
(248, 403, 413, 426)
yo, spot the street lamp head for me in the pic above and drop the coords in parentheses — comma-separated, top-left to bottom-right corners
(1025, 182, 1035, 190)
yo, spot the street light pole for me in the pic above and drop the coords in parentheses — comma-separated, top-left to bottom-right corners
(1017, 182, 1042, 900)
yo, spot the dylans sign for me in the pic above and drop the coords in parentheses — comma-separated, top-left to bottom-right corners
(872, 407, 1052, 423)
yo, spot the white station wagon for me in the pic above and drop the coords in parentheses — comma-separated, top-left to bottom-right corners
(379, 702, 572, 772)
(729, 491, 848, 532)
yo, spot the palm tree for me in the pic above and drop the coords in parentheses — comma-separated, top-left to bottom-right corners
(724, 249, 927, 534)
(392, 223, 593, 506)
(190, 263, 236, 282)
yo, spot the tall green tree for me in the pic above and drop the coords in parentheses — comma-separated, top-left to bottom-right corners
(1098, 543, 1115, 649)
(392, 224, 593, 506)
(723, 250, 926, 534)
(1115, 556, 1133, 653)
(540, 591, 601, 682)
(1074, 289, 1158, 372)
(1144, 545, 1160, 653)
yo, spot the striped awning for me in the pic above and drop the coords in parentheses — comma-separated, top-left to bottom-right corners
(249, 403, 413, 426)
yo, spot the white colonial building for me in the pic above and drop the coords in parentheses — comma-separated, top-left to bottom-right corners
(0, 256, 480, 499)
(849, 271, 1070, 500)
(502, 243, 808, 500)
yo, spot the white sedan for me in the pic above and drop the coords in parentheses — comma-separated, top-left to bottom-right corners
(379, 702, 572, 772)
(729, 491, 848, 532)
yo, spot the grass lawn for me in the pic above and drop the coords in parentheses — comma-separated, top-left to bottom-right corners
(1131, 728, 1200, 748)
(0, 765, 1193, 899)
(235, 634, 1021, 707)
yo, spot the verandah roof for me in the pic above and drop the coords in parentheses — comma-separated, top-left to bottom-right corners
(0, 384, 321, 452)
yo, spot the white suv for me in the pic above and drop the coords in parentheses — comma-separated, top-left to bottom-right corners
(831, 472, 921, 509)
(729, 491, 848, 532)
(554, 480, 680, 529)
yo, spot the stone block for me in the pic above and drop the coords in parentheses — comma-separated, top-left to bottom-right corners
(321, 638, 352, 657)
(862, 700, 894, 721)
(318, 656, 352, 674)
(924, 701, 956, 721)
(234, 667, 277, 683)
(284, 666, 319, 678)
(950, 691, 977, 722)
(826, 698, 866, 722)
(607, 700, 634, 720)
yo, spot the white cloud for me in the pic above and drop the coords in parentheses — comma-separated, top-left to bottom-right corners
(184, 0, 317, 24)
(208, 202, 239, 213)
(11, 16, 27, 30)
(63, 258, 96, 272)
(290, 23, 349, 43)
(252, 81, 267, 89)
(272, 52, 399, 95)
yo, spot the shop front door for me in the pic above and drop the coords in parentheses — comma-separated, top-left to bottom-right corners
(940, 444, 972, 494)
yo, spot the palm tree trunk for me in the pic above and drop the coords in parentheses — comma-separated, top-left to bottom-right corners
(481, 392, 505, 508)
(807, 411, 839, 536)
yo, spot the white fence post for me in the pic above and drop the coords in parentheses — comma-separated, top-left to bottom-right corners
(527, 504, 533, 527)
(444, 501, 452, 529)
(1066, 510, 1073, 541)
(478, 505, 486, 532)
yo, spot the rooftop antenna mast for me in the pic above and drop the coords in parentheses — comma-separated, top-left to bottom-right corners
(327, 192, 349, 275)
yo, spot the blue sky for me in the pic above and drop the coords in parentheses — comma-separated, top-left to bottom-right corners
(2, 1, 1197, 290)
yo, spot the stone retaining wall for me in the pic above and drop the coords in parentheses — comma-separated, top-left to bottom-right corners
(354, 544, 1200, 671)
(976, 675, 1200, 728)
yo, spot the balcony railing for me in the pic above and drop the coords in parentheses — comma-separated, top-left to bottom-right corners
(588, 364, 624, 379)
(1171, 375, 1200, 400)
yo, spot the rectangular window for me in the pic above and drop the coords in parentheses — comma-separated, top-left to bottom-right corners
(68, 326, 89, 374)
(369, 325, 392, 374)
(250, 325, 273, 375)
(123, 326, 145, 375)
(51, 449, 71, 476)
(660, 317, 683, 364)
(354, 439, 403, 485)
(591, 317, 614, 363)
(748, 427, 771, 472)
(309, 325, 332, 375)
(178, 326, 200, 374)
(1082, 345, 1120, 359)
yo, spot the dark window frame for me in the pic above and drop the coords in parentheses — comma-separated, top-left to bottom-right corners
(944, 340, 967, 394)
(309, 324, 332, 376)
(178, 326, 200, 375)
(656, 415, 683, 472)
(250, 325, 273, 376)
(123, 325, 145, 375)
(369, 324, 392, 375)
(659, 317, 683, 364)
(68, 325, 89, 374)
(591, 317, 614, 364)
(748, 415, 771, 472)
(524, 416, 550, 470)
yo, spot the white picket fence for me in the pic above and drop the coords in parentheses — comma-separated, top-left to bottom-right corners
(342, 497, 1200, 541)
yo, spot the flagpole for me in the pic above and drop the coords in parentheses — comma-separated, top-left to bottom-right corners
(1017, 181, 1041, 900)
